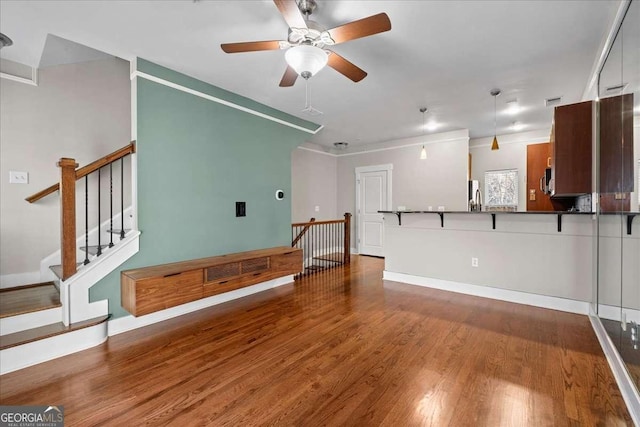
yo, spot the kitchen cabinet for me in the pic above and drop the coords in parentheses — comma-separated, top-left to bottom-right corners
(550, 100, 593, 196)
(599, 93, 634, 197)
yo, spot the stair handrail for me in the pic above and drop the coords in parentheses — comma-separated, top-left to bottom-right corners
(27, 141, 136, 281)
(25, 141, 136, 203)
(291, 213, 352, 278)
(292, 217, 315, 247)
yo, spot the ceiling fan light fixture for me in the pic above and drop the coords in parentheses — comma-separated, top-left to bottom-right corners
(285, 45, 328, 78)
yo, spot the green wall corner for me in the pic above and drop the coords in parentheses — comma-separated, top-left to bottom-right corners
(90, 59, 316, 319)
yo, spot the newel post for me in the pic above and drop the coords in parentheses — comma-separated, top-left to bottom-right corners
(58, 158, 78, 280)
(343, 213, 352, 265)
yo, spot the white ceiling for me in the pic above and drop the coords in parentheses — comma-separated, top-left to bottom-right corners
(0, 0, 621, 148)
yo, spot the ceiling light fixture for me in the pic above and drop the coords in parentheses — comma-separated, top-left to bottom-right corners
(511, 121, 524, 131)
(334, 142, 348, 150)
(0, 33, 13, 49)
(490, 89, 501, 151)
(420, 107, 427, 160)
(285, 45, 328, 80)
(505, 99, 520, 115)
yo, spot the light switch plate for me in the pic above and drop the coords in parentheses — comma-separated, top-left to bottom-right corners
(9, 171, 28, 184)
(314, 206, 320, 212)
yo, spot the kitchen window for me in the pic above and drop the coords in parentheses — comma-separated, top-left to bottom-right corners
(485, 169, 518, 211)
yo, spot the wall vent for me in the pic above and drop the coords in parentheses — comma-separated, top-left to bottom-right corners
(605, 83, 627, 93)
(545, 96, 562, 107)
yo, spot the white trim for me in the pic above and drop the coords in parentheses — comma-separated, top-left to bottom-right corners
(0, 69, 38, 86)
(355, 164, 394, 174)
(61, 231, 140, 325)
(337, 136, 466, 157)
(108, 274, 294, 336)
(0, 271, 41, 289)
(355, 164, 393, 256)
(470, 135, 549, 149)
(597, 304, 640, 324)
(0, 322, 107, 375)
(130, 59, 139, 231)
(296, 146, 337, 157)
(582, 0, 632, 101)
(0, 307, 62, 335)
(130, 70, 322, 135)
(589, 309, 640, 424)
(383, 271, 590, 315)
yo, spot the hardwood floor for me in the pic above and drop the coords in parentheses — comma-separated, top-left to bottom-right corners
(0, 256, 632, 426)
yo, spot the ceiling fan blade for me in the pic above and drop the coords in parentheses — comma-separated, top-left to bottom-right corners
(327, 51, 367, 82)
(279, 66, 298, 87)
(273, 0, 308, 30)
(326, 13, 391, 44)
(221, 40, 283, 53)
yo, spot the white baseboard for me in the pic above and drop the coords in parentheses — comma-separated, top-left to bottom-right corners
(0, 307, 62, 335)
(0, 271, 41, 289)
(383, 271, 590, 315)
(0, 322, 107, 375)
(589, 309, 640, 425)
(108, 274, 294, 336)
(597, 304, 640, 324)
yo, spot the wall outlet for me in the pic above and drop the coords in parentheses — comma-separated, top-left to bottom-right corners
(471, 257, 479, 267)
(9, 171, 28, 184)
(314, 205, 320, 212)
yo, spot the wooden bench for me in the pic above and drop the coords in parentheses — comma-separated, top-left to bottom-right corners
(121, 247, 302, 316)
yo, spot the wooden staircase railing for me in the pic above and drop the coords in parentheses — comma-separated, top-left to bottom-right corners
(291, 213, 351, 278)
(26, 141, 136, 280)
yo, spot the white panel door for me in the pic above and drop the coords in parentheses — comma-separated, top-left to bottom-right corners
(357, 169, 390, 256)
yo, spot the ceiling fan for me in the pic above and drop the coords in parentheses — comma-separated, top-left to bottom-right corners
(221, 0, 391, 87)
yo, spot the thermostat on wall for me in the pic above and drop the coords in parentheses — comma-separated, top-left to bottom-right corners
(275, 190, 285, 200)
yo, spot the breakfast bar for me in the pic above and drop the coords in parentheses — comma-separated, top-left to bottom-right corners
(380, 210, 639, 315)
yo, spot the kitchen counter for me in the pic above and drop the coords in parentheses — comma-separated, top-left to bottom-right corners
(379, 210, 637, 234)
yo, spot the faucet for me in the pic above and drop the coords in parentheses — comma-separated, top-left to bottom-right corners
(475, 189, 482, 212)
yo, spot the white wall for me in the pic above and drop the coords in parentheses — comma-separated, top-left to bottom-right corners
(291, 146, 338, 222)
(384, 212, 595, 302)
(0, 58, 131, 278)
(337, 129, 469, 209)
(469, 129, 551, 211)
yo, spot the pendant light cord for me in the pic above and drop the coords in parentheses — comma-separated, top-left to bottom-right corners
(493, 94, 498, 138)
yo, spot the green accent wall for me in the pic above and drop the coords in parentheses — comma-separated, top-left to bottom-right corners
(90, 59, 314, 319)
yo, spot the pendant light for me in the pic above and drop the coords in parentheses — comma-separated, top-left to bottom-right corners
(490, 89, 501, 151)
(419, 107, 427, 159)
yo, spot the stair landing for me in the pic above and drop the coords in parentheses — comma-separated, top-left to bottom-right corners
(0, 282, 60, 318)
(312, 252, 345, 263)
(0, 315, 109, 350)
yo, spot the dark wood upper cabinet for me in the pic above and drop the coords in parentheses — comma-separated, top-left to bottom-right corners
(526, 142, 554, 211)
(599, 93, 634, 194)
(551, 100, 593, 197)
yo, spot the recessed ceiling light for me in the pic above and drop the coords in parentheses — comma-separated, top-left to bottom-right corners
(333, 142, 348, 150)
(505, 99, 520, 115)
(511, 121, 525, 131)
(425, 121, 439, 131)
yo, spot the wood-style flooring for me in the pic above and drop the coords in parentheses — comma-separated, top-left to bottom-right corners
(0, 256, 632, 426)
